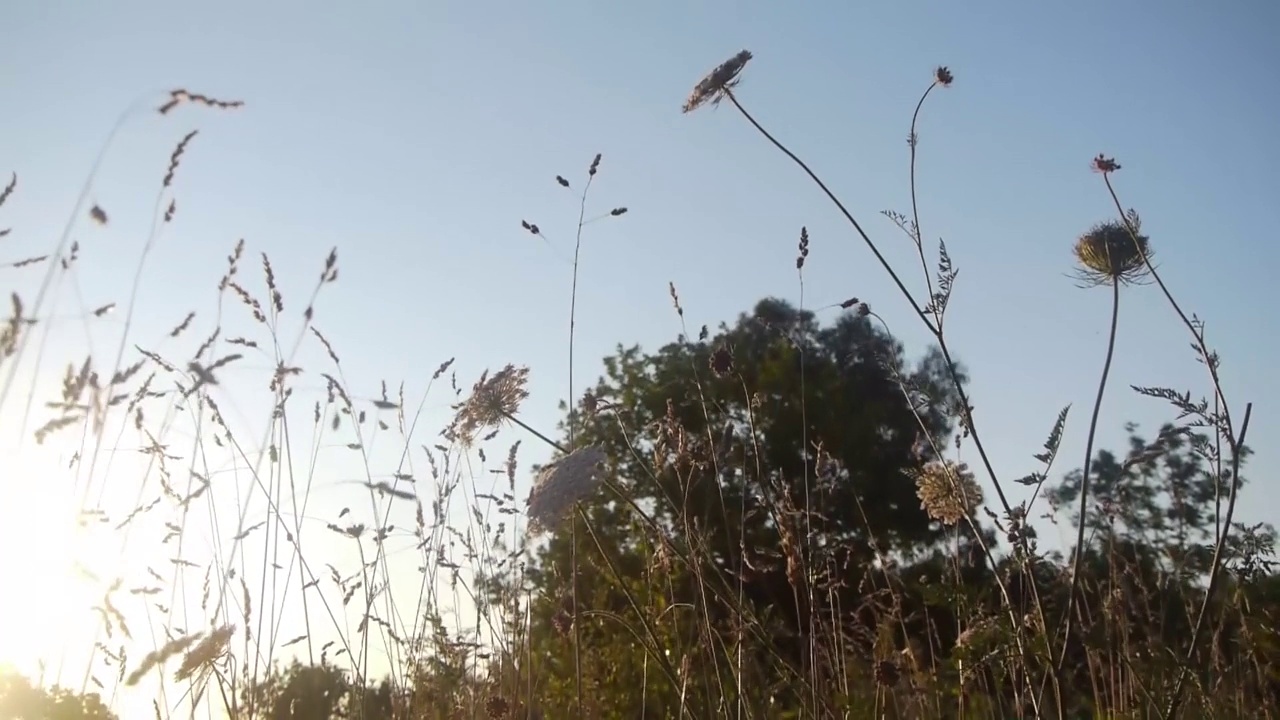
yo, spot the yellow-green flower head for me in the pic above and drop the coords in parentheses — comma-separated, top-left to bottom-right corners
(1073, 219, 1152, 287)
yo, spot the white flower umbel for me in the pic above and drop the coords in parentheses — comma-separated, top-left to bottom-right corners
(526, 446, 607, 535)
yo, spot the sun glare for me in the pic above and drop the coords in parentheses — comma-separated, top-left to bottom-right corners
(0, 444, 107, 678)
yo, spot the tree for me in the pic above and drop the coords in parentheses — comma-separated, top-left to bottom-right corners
(0, 669, 118, 720)
(1048, 422, 1256, 579)
(239, 660, 394, 719)
(507, 298, 971, 716)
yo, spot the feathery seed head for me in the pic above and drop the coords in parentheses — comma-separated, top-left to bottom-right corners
(934, 66, 955, 87)
(683, 50, 753, 113)
(451, 365, 530, 443)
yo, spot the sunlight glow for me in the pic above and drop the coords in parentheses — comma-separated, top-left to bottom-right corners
(0, 444, 107, 679)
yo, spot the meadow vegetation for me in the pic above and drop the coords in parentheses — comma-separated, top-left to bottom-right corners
(1, 54, 1276, 719)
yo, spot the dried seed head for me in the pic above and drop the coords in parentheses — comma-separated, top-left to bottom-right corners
(451, 365, 530, 443)
(1091, 154, 1121, 174)
(934, 66, 955, 87)
(89, 205, 108, 225)
(1073, 219, 1152, 287)
(683, 50, 753, 113)
(526, 445, 607, 534)
(709, 344, 734, 377)
(910, 460, 982, 526)
(485, 695, 511, 718)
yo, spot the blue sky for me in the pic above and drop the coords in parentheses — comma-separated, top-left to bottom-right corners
(2, 0, 1278, 709)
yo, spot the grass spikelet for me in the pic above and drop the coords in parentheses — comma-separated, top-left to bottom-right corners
(158, 89, 245, 115)
(175, 625, 235, 681)
(0, 172, 15, 209)
(163, 130, 199, 188)
(125, 632, 202, 685)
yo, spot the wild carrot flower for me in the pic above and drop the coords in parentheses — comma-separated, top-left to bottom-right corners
(910, 460, 982, 525)
(526, 445, 607, 533)
(1073, 219, 1152, 288)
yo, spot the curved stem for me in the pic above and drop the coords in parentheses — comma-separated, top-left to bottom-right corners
(908, 82, 938, 315)
(1098, 175, 1252, 718)
(1056, 279, 1121, 671)
(723, 90, 1019, 522)
(724, 91, 936, 334)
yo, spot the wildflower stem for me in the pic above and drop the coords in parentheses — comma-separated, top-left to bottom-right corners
(724, 90, 935, 334)
(1099, 172, 1252, 718)
(1057, 278, 1121, 671)
(908, 82, 940, 316)
(723, 89, 1019, 521)
(501, 410, 567, 454)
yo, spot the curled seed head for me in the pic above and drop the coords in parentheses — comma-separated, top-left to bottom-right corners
(683, 50, 753, 114)
(1073, 219, 1152, 287)
(709, 344, 734, 377)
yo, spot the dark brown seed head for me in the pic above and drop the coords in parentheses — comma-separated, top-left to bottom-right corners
(934, 66, 954, 87)
(1091, 154, 1121, 174)
(709, 344, 734, 377)
(683, 50, 753, 113)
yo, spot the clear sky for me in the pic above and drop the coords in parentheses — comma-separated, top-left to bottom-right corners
(2, 0, 1278, 715)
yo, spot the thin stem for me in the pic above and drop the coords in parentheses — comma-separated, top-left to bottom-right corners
(567, 164, 596, 720)
(502, 411, 567, 454)
(724, 90, 936, 335)
(908, 82, 939, 318)
(1100, 173, 1251, 718)
(723, 89, 1019, 521)
(1057, 278, 1122, 671)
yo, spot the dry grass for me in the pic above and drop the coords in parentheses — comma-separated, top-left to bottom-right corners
(0, 57, 1275, 720)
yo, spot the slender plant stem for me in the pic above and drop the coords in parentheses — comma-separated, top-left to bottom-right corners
(724, 91, 935, 334)
(502, 410, 567, 454)
(566, 164, 596, 720)
(723, 89, 1019, 521)
(1057, 279, 1121, 670)
(1099, 174, 1254, 718)
(908, 82, 939, 312)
